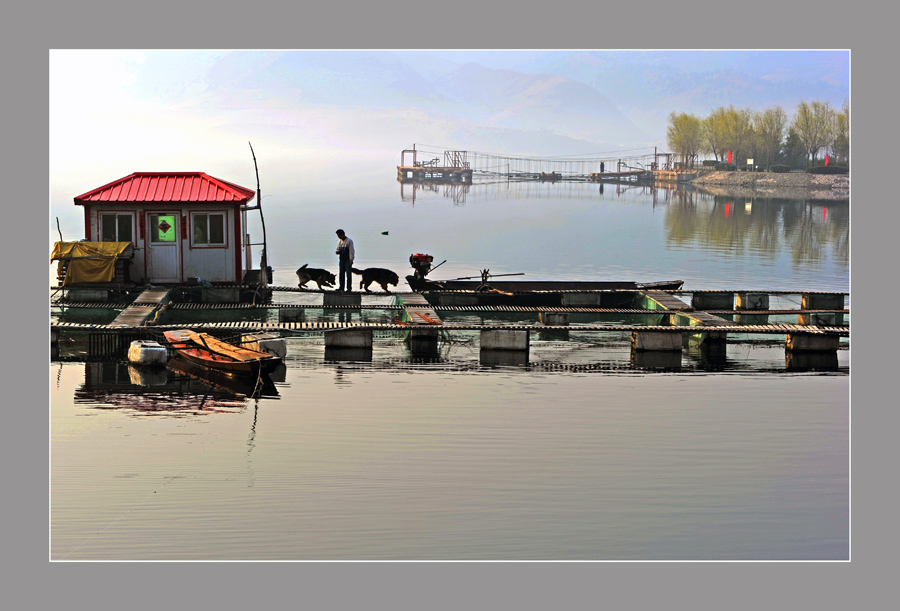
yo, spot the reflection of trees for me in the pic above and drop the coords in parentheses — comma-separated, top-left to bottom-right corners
(783, 201, 850, 264)
(664, 191, 849, 266)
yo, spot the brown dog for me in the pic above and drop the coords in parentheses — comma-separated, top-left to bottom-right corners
(296, 264, 336, 290)
(351, 267, 399, 292)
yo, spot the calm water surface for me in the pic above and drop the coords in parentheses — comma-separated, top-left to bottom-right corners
(51, 178, 849, 560)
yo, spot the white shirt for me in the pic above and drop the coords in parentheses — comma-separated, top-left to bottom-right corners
(336, 237, 355, 262)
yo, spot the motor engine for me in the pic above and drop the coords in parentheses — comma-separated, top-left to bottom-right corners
(409, 253, 434, 280)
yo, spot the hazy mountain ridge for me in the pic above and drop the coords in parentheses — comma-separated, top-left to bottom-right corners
(125, 50, 848, 155)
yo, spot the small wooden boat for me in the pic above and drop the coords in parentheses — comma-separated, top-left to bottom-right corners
(167, 355, 279, 397)
(163, 329, 282, 376)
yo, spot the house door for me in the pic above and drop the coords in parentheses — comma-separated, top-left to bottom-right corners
(146, 212, 181, 283)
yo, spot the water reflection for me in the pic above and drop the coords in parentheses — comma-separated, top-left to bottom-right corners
(664, 191, 849, 265)
(73, 359, 279, 414)
(396, 180, 849, 275)
(399, 178, 666, 205)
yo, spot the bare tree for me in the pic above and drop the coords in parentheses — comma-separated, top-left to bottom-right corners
(791, 100, 836, 166)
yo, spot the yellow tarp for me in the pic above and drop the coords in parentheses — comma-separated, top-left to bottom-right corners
(52, 241, 132, 286)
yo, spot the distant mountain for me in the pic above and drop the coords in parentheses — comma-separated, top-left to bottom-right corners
(124, 50, 848, 155)
(506, 50, 849, 133)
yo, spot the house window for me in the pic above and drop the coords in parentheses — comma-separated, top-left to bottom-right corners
(148, 214, 177, 243)
(192, 212, 226, 246)
(100, 213, 134, 243)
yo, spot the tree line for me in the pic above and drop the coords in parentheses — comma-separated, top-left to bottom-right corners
(666, 99, 849, 170)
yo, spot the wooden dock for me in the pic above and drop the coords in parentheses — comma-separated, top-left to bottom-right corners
(108, 287, 172, 327)
(52, 287, 849, 362)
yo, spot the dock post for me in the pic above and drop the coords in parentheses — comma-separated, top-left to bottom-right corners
(324, 328, 372, 348)
(480, 329, 529, 364)
(480, 329, 529, 351)
(735, 292, 769, 325)
(407, 328, 440, 357)
(324, 329, 373, 362)
(785, 351, 840, 371)
(799, 293, 845, 326)
(631, 330, 682, 352)
(538, 311, 569, 340)
(785, 333, 841, 353)
(691, 291, 734, 311)
(539, 312, 569, 326)
(480, 330, 529, 365)
(278, 308, 304, 323)
(324, 346, 373, 362)
(631, 349, 682, 370)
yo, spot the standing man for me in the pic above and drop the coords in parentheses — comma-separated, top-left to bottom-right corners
(335, 229, 355, 292)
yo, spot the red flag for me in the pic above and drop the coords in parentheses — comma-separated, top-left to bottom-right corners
(727, 150, 732, 164)
(726, 202, 730, 218)
(825, 154, 829, 166)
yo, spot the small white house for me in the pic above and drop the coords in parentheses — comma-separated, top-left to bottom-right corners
(74, 172, 257, 284)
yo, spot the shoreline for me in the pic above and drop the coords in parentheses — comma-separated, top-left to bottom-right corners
(688, 171, 849, 201)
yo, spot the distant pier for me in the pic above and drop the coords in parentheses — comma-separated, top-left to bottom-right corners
(397, 144, 699, 185)
(398, 147, 473, 183)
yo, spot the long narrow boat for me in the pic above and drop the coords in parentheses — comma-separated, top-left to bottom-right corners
(405, 276, 684, 293)
(405, 275, 684, 308)
(163, 329, 282, 377)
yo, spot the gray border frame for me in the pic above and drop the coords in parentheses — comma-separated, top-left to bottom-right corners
(22, 0, 882, 608)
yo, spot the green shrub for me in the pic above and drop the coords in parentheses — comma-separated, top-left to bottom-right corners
(807, 165, 849, 174)
(715, 163, 736, 171)
(768, 165, 791, 173)
(702, 160, 718, 167)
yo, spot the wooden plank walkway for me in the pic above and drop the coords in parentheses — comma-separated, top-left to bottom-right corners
(641, 290, 693, 311)
(396, 292, 442, 326)
(50, 320, 849, 336)
(640, 290, 739, 330)
(51, 301, 849, 316)
(108, 287, 172, 327)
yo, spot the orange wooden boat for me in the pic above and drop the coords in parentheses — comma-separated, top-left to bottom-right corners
(163, 329, 282, 376)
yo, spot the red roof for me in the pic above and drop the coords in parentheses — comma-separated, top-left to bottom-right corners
(74, 172, 256, 205)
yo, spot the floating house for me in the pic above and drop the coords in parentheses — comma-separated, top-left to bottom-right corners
(68, 172, 259, 285)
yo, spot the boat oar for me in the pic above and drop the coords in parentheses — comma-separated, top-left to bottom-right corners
(449, 272, 525, 281)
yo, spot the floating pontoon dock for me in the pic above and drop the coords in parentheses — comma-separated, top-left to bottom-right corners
(52, 286, 849, 365)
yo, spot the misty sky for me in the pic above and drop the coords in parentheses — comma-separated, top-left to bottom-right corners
(49, 49, 849, 240)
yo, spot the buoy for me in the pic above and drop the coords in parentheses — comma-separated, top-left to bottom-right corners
(127, 340, 167, 366)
